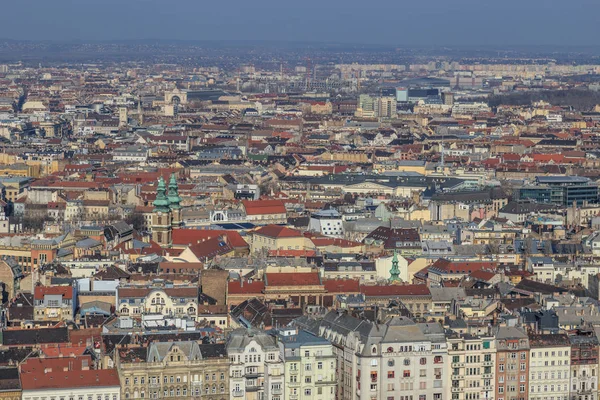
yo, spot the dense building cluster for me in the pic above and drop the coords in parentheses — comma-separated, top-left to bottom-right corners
(1, 55, 600, 400)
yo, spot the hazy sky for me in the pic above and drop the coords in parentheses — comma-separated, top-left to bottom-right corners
(2, 0, 599, 46)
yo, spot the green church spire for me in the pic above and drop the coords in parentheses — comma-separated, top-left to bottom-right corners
(167, 173, 182, 209)
(389, 250, 401, 283)
(153, 177, 170, 212)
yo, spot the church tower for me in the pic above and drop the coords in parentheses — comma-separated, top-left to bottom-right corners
(151, 177, 172, 247)
(389, 250, 401, 283)
(167, 173, 183, 228)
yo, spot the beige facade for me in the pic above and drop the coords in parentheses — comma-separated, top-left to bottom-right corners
(117, 341, 229, 400)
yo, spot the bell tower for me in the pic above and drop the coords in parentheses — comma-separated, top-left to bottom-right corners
(389, 250, 401, 283)
(151, 177, 172, 247)
(167, 173, 183, 228)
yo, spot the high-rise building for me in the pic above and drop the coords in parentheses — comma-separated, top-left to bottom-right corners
(375, 96, 397, 118)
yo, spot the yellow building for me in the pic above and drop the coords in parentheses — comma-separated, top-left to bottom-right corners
(248, 225, 309, 253)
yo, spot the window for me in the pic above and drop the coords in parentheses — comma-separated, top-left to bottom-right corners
(304, 389, 312, 396)
(388, 371, 395, 379)
(403, 370, 411, 378)
(420, 357, 427, 365)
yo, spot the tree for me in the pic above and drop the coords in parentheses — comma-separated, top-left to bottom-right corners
(125, 212, 145, 232)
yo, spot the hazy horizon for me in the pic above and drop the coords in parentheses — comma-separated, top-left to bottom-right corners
(2, 0, 599, 46)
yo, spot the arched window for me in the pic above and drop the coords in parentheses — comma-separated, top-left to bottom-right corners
(420, 357, 427, 365)
(387, 347, 394, 353)
(388, 359, 395, 367)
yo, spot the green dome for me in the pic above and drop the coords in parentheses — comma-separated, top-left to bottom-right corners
(167, 173, 182, 209)
(153, 177, 170, 212)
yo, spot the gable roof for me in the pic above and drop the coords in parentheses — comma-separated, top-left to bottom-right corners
(253, 225, 302, 238)
(242, 199, 286, 215)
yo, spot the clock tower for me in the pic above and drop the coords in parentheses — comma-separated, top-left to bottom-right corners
(151, 176, 172, 247)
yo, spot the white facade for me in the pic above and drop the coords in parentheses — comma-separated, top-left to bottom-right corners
(227, 328, 285, 400)
(528, 339, 571, 400)
(308, 209, 344, 238)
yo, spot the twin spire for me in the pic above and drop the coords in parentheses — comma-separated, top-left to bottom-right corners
(153, 173, 181, 213)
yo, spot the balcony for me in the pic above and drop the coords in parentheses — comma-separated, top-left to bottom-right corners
(232, 390, 245, 397)
(483, 361, 494, 367)
(246, 384, 262, 392)
(290, 395, 298, 400)
(451, 387, 464, 393)
(272, 388, 283, 395)
(451, 362, 465, 368)
(482, 373, 494, 379)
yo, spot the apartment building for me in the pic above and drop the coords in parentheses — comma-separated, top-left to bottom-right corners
(528, 334, 570, 400)
(569, 331, 599, 400)
(116, 341, 229, 400)
(33, 285, 76, 322)
(227, 328, 285, 400)
(302, 311, 448, 400)
(116, 284, 198, 320)
(495, 327, 530, 400)
(21, 370, 121, 400)
(277, 327, 336, 400)
(447, 333, 496, 400)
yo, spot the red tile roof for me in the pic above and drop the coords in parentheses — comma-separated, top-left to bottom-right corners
(21, 369, 121, 390)
(40, 345, 88, 358)
(253, 225, 302, 238)
(34, 286, 73, 300)
(21, 355, 93, 373)
(324, 279, 360, 293)
(242, 199, 286, 215)
(360, 284, 430, 297)
(172, 229, 248, 248)
(429, 258, 497, 274)
(227, 280, 265, 295)
(188, 236, 234, 260)
(470, 269, 497, 281)
(265, 272, 321, 286)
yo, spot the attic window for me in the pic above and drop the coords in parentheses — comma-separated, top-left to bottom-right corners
(372, 346, 377, 355)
